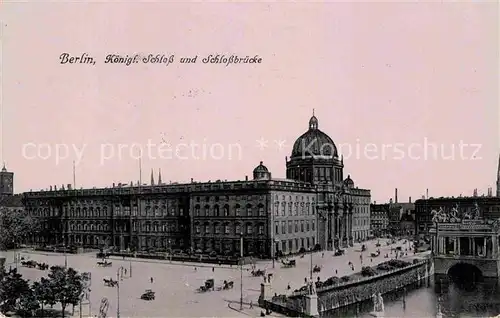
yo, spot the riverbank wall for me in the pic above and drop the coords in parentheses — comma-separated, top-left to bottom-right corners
(261, 258, 432, 317)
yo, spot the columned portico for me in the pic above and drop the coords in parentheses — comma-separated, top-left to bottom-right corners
(431, 216, 500, 280)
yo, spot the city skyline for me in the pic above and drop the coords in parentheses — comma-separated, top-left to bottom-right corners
(1, 2, 498, 202)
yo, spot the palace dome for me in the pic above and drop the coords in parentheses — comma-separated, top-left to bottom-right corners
(253, 161, 268, 173)
(343, 175, 354, 188)
(291, 113, 338, 159)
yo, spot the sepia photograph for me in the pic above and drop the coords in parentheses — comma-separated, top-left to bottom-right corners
(0, 1, 499, 317)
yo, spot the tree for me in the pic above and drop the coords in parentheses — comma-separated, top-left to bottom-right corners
(16, 287, 39, 317)
(0, 207, 41, 250)
(0, 268, 30, 314)
(32, 277, 55, 315)
(46, 266, 83, 318)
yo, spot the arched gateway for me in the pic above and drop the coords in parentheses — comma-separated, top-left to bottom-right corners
(447, 262, 483, 283)
(430, 207, 500, 280)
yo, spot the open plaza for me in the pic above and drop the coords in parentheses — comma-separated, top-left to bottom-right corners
(1, 238, 426, 317)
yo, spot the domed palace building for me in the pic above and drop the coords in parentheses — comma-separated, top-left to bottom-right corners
(285, 112, 371, 250)
(22, 112, 371, 259)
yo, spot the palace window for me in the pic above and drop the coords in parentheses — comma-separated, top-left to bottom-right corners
(274, 202, 279, 216)
(281, 203, 286, 216)
(224, 223, 229, 234)
(214, 223, 220, 234)
(259, 205, 265, 216)
(258, 224, 264, 235)
(235, 224, 241, 235)
(294, 204, 299, 216)
(294, 220, 299, 232)
(214, 205, 220, 217)
(246, 223, 252, 235)
(195, 225, 201, 234)
(275, 221, 279, 235)
(204, 205, 210, 216)
(288, 221, 292, 233)
(223, 205, 229, 216)
(235, 205, 241, 216)
(195, 205, 200, 216)
(204, 224, 210, 234)
(281, 221, 286, 234)
(312, 220, 315, 231)
(288, 203, 293, 216)
(301, 220, 304, 232)
(247, 205, 252, 217)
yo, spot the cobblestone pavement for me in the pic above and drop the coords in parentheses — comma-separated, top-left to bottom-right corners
(0, 238, 425, 317)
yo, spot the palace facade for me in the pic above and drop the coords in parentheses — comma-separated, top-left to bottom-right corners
(23, 113, 371, 257)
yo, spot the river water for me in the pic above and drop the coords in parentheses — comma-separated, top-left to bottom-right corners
(323, 277, 500, 318)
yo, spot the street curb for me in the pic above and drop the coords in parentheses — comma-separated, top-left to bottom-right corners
(107, 255, 251, 270)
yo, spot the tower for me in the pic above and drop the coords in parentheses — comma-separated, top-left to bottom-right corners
(150, 169, 155, 186)
(497, 154, 500, 197)
(0, 163, 14, 196)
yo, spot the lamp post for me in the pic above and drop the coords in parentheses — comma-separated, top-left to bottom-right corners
(239, 232, 244, 310)
(272, 238, 280, 269)
(116, 266, 125, 318)
(63, 243, 68, 268)
(168, 239, 172, 263)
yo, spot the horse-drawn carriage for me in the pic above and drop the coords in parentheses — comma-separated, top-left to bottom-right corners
(281, 259, 296, 268)
(141, 289, 155, 300)
(198, 279, 215, 292)
(103, 277, 118, 287)
(361, 244, 367, 251)
(313, 265, 322, 273)
(334, 249, 344, 256)
(222, 280, 234, 290)
(97, 260, 113, 267)
(37, 262, 49, 270)
(251, 269, 266, 277)
(375, 241, 381, 247)
(371, 251, 381, 258)
(21, 260, 37, 268)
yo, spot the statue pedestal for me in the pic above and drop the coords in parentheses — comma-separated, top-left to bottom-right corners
(259, 282, 272, 303)
(369, 311, 385, 317)
(304, 294, 319, 317)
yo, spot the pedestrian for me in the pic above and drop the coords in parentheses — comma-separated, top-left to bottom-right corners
(250, 301, 253, 308)
(194, 267, 197, 271)
(335, 269, 338, 275)
(150, 277, 153, 283)
(212, 267, 215, 272)
(322, 252, 324, 258)
(124, 268, 127, 275)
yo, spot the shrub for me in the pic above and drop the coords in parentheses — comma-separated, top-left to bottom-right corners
(361, 266, 376, 277)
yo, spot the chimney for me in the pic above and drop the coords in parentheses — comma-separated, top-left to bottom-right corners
(245, 176, 248, 181)
(112, 183, 115, 188)
(395, 188, 398, 203)
(191, 178, 194, 183)
(50, 186, 53, 191)
(409, 196, 412, 203)
(67, 184, 72, 190)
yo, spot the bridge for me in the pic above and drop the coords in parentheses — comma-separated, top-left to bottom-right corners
(429, 205, 500, 282)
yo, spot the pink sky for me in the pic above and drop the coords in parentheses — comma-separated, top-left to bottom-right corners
(1, 1, 498, 202)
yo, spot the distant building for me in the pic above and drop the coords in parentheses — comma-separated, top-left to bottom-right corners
(388, 201, 415, 236)
(370, 203, 390, 237)
(497, 154, 500, 197)
(0, 164, 23, 212)
(399, 209, 416, 237)
(23, 113, 372, 258)
(0, 163, 14, 197)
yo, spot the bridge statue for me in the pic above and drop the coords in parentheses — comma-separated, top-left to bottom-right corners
(309, 278, 317, 295)
(432, 207, 449, 223)
(473, 202, 481, 219)
(370, 292, 385, 317)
